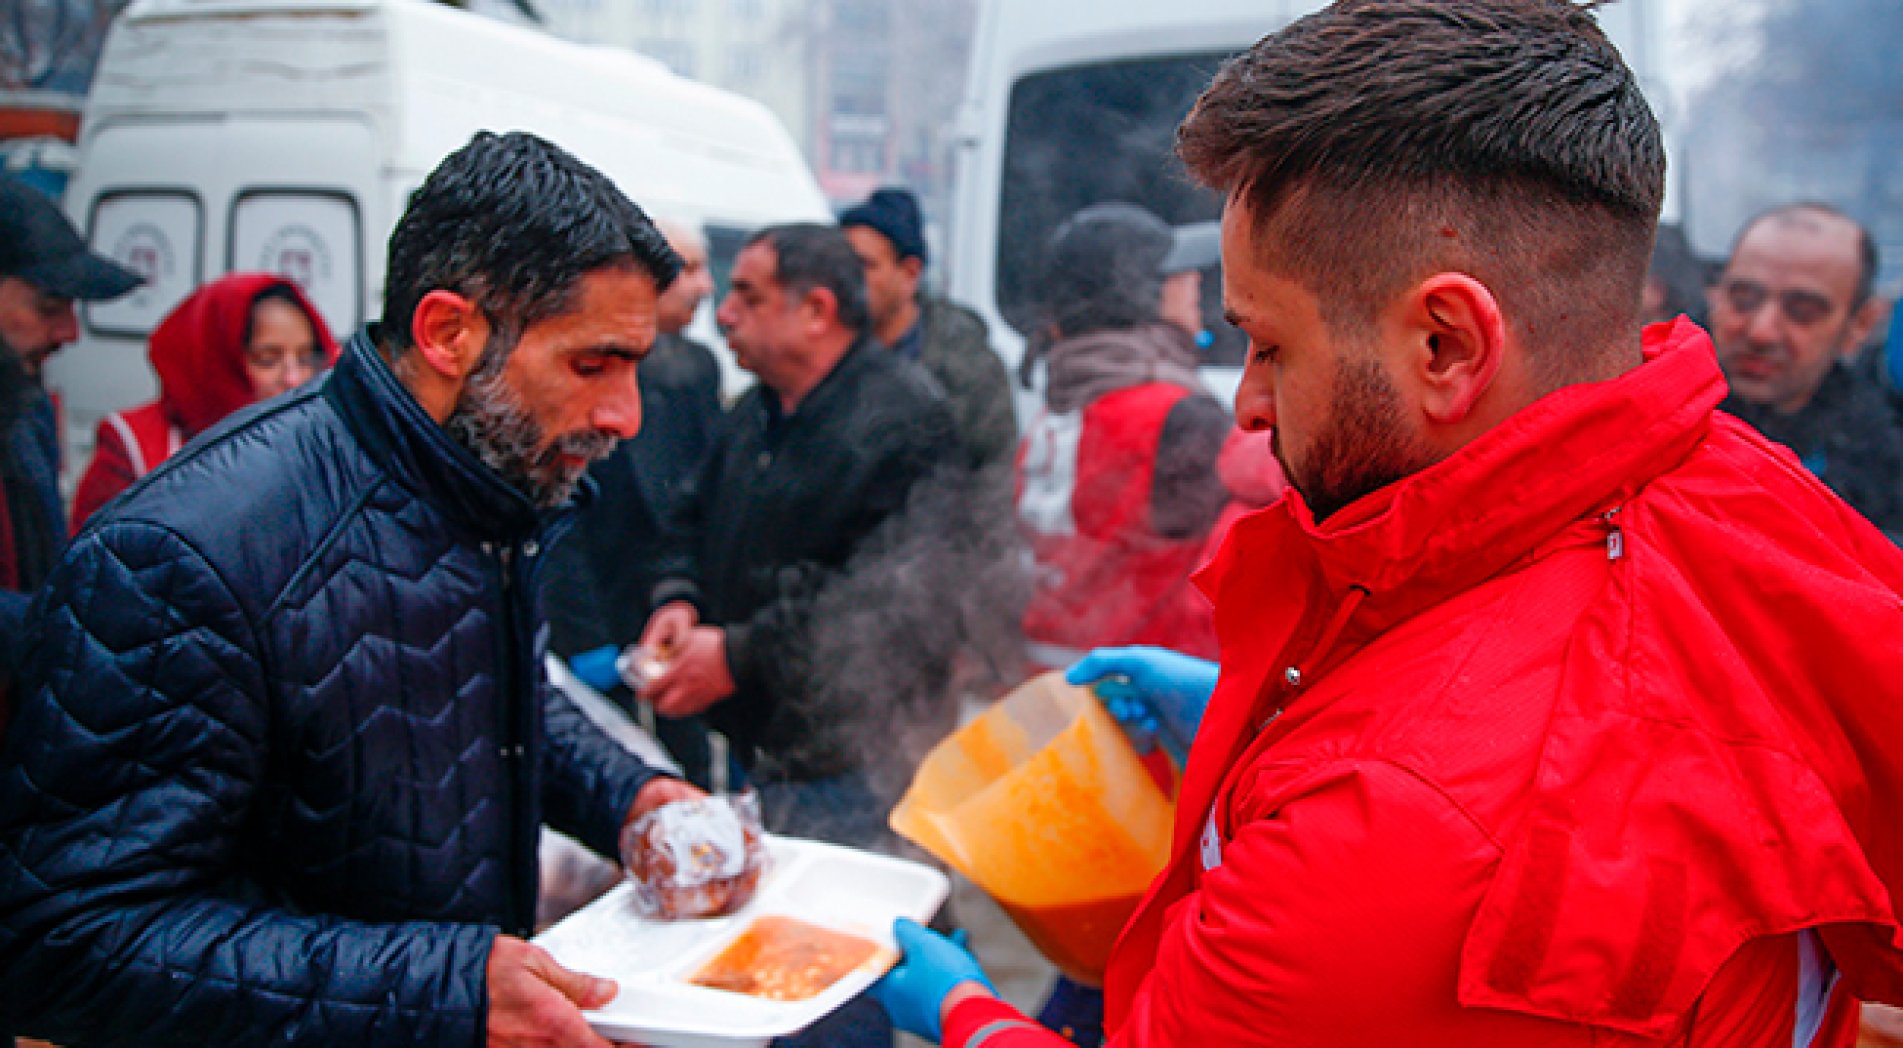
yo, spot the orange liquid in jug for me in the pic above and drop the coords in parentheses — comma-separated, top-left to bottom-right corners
(996, 892, 1144, 988)
(890, 673, 1175, 987)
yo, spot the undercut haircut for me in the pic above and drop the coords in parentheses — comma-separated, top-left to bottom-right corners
(380, 131, 680, 357)
(1735, 203, 1880, 309)
(747, 223, 871, 335)
(1178, 0, 1665, 384)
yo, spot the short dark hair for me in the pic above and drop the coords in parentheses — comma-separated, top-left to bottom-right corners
(747, 223, 870, 335)
(380, 131, 680, 354)
(1734, 202, 1880, 309)
(1178, 0, 1665, 381)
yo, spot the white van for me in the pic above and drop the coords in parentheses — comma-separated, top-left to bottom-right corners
(50, 0, 830, 473)
(946, 0, 1669, 410)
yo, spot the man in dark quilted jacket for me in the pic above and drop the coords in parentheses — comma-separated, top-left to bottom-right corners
(0, 132, 702, 1047)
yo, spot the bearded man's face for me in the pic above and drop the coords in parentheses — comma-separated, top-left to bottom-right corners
(446, 266, 660, 509)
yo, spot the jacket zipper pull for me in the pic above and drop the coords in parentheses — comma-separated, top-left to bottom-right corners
(1603, 506, 1625, 561)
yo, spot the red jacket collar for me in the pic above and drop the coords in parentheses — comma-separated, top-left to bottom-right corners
(1203, 318, 1723, 637)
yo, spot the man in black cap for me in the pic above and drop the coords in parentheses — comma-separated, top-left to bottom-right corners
(0, 177, 140, 723)
(841, 187, 1017, 477)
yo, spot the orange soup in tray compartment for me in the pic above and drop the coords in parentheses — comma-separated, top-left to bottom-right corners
(690, 915, 883, 1001)
(890, 672, 1175, 987)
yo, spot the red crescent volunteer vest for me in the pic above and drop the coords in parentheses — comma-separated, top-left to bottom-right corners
(1016, 382, 1217, 673)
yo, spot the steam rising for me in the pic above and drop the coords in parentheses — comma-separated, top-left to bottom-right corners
(750, 460, 1028, 808)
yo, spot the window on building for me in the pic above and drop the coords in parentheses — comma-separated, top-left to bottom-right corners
(830, 50, 886, 117)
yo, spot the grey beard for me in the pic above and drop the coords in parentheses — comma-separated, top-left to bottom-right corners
(446, 364, 615, 510)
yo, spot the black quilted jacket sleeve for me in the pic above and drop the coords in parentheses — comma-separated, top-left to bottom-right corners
(0, 521, 492, 1047)
(540, 680, 665, 858)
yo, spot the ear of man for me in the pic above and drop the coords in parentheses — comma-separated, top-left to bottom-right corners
(406, 289, 492, 422)
(799, 285, 841, 335)
(1843, 296, 1886, 362)
(1405, 273, 1507, 428)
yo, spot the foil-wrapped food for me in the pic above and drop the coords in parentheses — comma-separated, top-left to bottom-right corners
(620, 792, 768, 920)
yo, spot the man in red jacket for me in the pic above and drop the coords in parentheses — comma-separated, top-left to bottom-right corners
(871, 1, 1903, 1045)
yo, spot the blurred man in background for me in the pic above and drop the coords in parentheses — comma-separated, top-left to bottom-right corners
(640, 222, 963, 1048)
(1708, 203, 1903, 536)
(640, 223, 960, 843)
(0, 177, 140, 729)
(842, 187, 1017, 478)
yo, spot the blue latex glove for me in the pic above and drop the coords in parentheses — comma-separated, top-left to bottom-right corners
(1066, 645, 1218, 767)
(870, 918, 994, 1043)
(567, 644, 622, 693)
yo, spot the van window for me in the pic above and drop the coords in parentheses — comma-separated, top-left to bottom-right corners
(997, 51, 1247, 365)
(229, 190, 363, 337)
(83, 190, 202, 339)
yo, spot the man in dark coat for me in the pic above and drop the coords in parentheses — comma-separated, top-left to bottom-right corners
(639, 223, 964, 1048)
(0, 132, 699, 1047)
(1709, 203, 1903, 538)
(638, 224, 963, 837)
(0, 177, 141, 723)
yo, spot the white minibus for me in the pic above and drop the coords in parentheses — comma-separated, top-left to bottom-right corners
(51, 0, 830, 473)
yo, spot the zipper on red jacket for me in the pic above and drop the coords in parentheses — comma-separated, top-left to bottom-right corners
(1603, 504, 1626, 561)
(1212, 583, 1374, 856)
(1257, 583, 1370, 731)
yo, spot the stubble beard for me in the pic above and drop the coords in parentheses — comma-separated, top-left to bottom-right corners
(1283, 354, 1439, 524)
(445, 344, 616, 510)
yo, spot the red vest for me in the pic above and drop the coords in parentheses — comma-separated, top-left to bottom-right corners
(102, 402, 183, 480)
(1016, 382, 1218, 674)
(70, 402, 184, 532)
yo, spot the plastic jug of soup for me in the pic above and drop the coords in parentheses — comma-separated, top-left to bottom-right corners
(889, 672, 1174, 986)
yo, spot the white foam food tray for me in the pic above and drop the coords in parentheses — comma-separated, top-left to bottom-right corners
(534, 834, 949, 1047)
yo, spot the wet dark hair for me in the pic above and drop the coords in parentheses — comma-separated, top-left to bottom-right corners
(1178, 0, 1665, 381)
(380, 131, 680, 356)
(746, 223, 870, 335)
(1734, 202, 1880, 309)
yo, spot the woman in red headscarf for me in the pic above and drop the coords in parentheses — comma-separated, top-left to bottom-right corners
(71, 273, 337, 530)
